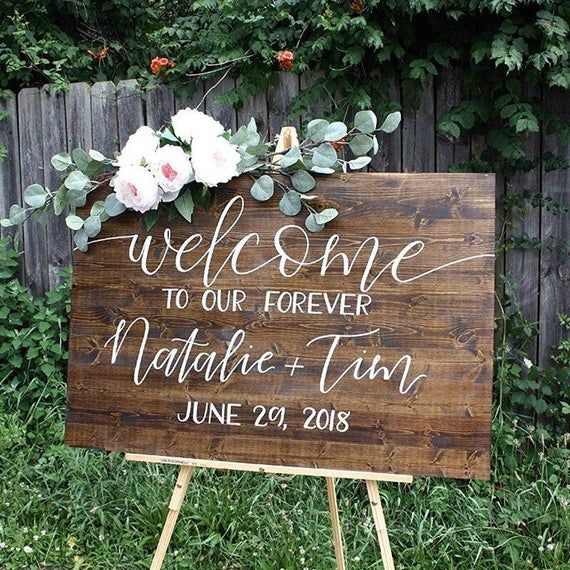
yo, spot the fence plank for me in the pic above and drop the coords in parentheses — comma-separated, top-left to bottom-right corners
(505, 84, 541, 362)
(146, 85, 175, 130)
(91, 82, 119, 158)
(402, 76, 435, 172)
(371, 75, 402, 173)
(0, 92, 21, 245)
(539, 88, 570, 366)
(117, 80, 145, 147)
(41, 85, 71, 288)
(18, 88, 48, 295)
(268, 73, 300, 139)
(237, 79, 269, 142)
(174, 81, 205, 112)
(435, 67, 469, 172)
(205, 76, 237, 132)
(66, 83, 92, 151)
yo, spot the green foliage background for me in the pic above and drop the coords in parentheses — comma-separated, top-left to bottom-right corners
(0, 1, 569, 568)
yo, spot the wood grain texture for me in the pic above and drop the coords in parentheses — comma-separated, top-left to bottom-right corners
(18, 87, 48, 295)
(146, 85, 175, 130)
(205, 76, 236, 131)
(505, 84, 541, 361)
(267, 72, 300, 137)
(91, 82, 119, 157)
(540, 88, 570, 366)
(117, 80, 145, 147)
(41, 85, 71, 288)
(0, 91, 21, 244)
(66, 173, 495, 480)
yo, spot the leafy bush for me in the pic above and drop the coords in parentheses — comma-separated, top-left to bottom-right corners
(0, 240, 70, 446)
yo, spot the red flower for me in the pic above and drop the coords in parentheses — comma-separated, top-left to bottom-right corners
(88, 46, 109, 62)
(276, 50, 294, 71)
(351, 1, 365, 13)
(150, 57, 176, 75)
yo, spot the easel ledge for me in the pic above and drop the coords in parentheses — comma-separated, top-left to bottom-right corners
(125, 453, 413, 483)
(126, 453, 412, 570)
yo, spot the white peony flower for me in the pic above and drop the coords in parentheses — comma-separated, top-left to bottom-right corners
(117, 126, 159, 167)
(171, 108, 225, 144)
(114, 166, 160, 213)
(191, 135, 241, 187)
(150, 145, 194, 195)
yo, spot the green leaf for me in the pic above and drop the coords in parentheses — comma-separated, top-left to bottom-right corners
(86, 160, 106, 178)
(90, 200, 106, 217)
(174, 190, 194, 223)
(379, 111, 401, 133)
(51, 152, 73, 171)
(312, 143, 337, 168)
(23, 184, 47, 208)
(279, 191, 302, 216)
(349, 134, 374, 156)
(306, 119, 329, 143)
(314, 208, 338, 224)
(246, 144, 270, 156)
(311, 165, 335, 174)
(280, 146, 302, 168)
(64, 170, 90, 192)
(83, 215, 101, 237)
(144, 209, 160, 231)
(53, 186, 68, 215)
(250, 175, 274, 201)
(305, 214, 324, 232)
(74, 229, 88, 252)
(323, 122, 347, 142)
(291, 171, 316, 193)
(104, 193, 126, 217)
(160, 128, 179, 144)
(65, 214, 84, 230)
(9, 204, 25, 225)
(72, 148, 91, 173)
(67, 187, 87, 208)
(88, 149, 107, 162)
(354, 110, 377, 134)
(348, 156, 372, 170)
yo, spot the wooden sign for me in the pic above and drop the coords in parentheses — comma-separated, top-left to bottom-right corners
(66, 173, 495, 479)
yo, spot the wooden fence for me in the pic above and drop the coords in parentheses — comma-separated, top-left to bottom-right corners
(0, 72, 568, 367)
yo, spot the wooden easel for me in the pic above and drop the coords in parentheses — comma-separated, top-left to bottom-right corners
(126, 127, 413, 569)
(126, 454, 412, 570)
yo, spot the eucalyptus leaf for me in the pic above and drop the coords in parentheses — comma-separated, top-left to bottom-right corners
(246, 144, 270, 156)
(51, 152, 73, 171)
(72, 148, 91, 173)
(354, 110, 377, 134)
(314, 208, 339, 224)
(291, 170, 316, 193)
(90, 200, 106, 217)
(323, 121, 348, 142)
(379, 111, 401, 133)
(312, 143, 337, 168)
(279, 191, 302, 216)
(0, 218, 13, 228)
(104, 193, 126, 217)
(174, 190, 194, 223)
(23, 184, 47, 208)
(348, 156, 372, 170)
(8, 204, 25, 225)
(65, 214, 84, 230)
(74, 229, 88, 252)
(305, 214, 324, 233)
(280, 146, 302, 168)
(160, 128, 179, 144)
(86, 160, 106, 178)
(88, 149, 107, 162)
(250, 175, 274, 201)
(64, 170, 90, 192)
(144, 209, 160, 231)
(53, 186, 68, 215)
(83, 215, 102, 237)
(311, 165, 335, 174)
(67, 187, 87, 208)
(349, 134, 374, 156)
(306, 119, 329, 143)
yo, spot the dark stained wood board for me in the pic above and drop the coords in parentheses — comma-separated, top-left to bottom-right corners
(65, 173, 495, 479)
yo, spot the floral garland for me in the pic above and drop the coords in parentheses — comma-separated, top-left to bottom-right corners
(1, 107, 400, 251)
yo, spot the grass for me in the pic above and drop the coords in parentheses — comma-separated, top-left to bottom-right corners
(0, 408, 568, 569)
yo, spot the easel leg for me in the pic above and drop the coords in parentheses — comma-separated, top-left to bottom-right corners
(150, 465, 194, 570)
(365, 480, 395, 570)
(325, 478, 346, 570)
